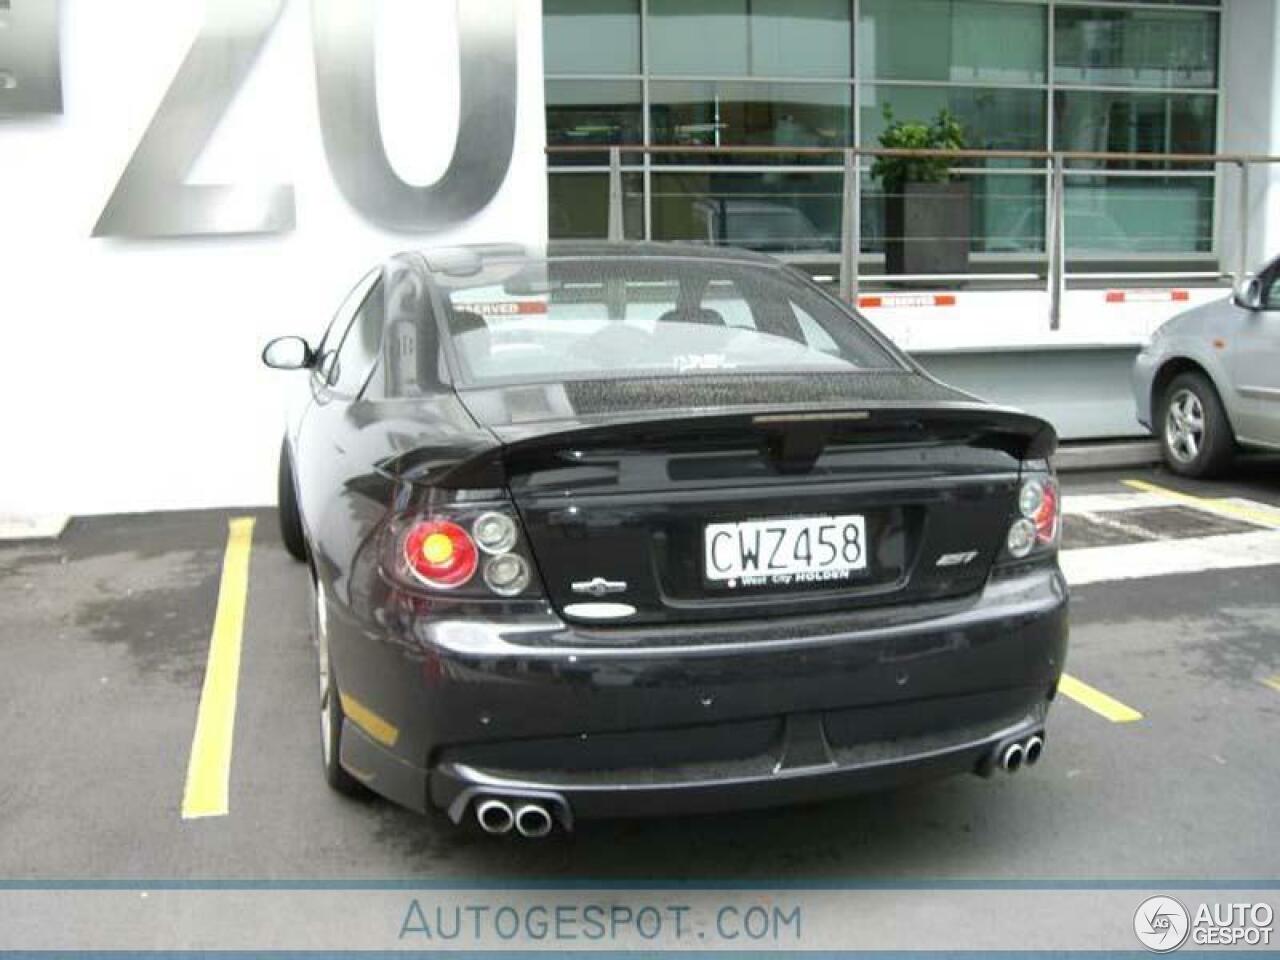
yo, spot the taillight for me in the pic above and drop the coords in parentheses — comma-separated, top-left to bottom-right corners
(482, 551, 532, 597)
(1030, 479, 1059, 543)
(472, 511, 519, 554)
(387, 502, 541, 600)
(403, 520, 478, 589)
(1005, 474, 1060, 561)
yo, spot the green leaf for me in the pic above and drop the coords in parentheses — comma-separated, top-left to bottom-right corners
(871, 107, 968, 187)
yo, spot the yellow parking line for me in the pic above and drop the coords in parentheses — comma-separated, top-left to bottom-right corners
(1262, 675, 1280, 695)
(1058, 673, 1144, 724)
(182, 517, 256, 820)
(1122, 478, 1280, 529)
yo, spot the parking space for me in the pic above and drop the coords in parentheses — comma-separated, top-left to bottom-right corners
(1, 462, 1278, 882)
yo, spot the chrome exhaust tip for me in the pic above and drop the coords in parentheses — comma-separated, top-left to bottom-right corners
(1001, 742, 1025, 773)
(475, 798, 514, 835)
(1024, 735, 1044, 766)
(514, 803, 553, 839)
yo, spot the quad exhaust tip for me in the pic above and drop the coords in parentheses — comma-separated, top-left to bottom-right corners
(514, 803, 554, 839)
(473, 796, 558, 838)
(1000, 742, 1025, 773)
(475, 798, 515, 835)
(1024, 735, 1044, 766)
(993, 734, 1045, 775)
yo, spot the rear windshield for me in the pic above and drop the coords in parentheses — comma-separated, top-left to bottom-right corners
(439, 257, 903, 387)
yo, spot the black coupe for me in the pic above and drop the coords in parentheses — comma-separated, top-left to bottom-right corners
(263, 243, 1067, 838)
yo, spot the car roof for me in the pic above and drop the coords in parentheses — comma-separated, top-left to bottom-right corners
(416, 241, 780, 278)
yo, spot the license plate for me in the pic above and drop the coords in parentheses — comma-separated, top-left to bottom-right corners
(703, 514, 868, 586)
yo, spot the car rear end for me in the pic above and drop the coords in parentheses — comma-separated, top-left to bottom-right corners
(328, 248, 1068, 834)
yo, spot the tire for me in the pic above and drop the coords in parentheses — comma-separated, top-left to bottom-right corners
(277, 437, 308, 563)
(1158, 371, 1235, 478)
(316, 579, 367, 797)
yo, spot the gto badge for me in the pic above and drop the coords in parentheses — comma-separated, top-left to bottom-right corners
(571, 577, 628, 598)
(936, 551, 980, 568)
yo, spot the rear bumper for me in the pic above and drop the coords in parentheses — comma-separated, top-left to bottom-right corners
(430, 705, 1047, 824)
(332, 565, 1068, 820)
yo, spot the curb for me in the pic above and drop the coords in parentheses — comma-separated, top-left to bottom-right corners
(1054, 441, 1160, 473)
(0, 514, 70, 542)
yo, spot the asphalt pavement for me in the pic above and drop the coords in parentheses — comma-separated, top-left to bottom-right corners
(1, 460, 1278, 882)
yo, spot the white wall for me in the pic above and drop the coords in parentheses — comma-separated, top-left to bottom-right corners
(0, 0, 547, 518)
(2, 1, 1265, 519)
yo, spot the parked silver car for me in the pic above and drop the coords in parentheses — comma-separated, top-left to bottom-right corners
(1133, 259, 1280, 476)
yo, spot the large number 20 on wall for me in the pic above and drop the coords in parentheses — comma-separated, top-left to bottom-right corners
(0, 0, 63, 115)
(0, 1, 543, 519)
(38, 0, 522, 238)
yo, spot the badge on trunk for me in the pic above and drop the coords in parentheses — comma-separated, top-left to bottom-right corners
(571, 577, 628, 598)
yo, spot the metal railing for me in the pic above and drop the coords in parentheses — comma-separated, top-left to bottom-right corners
(547, 144, 1280, 330)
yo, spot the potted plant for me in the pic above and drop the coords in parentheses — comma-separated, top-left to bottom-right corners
(872, 107, 971, 277)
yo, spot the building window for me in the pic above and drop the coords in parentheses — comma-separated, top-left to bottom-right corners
(546, 79, 644, 166)
(1062, 175, 1213, 255)
(649, 80, 851, 157)
(648, 0, 853, 78)
(544, 0, 1223, 263)
(1054, 90, 1216, 161)
(1052, 3, 1218, 257)
(1054, 5, 1218, 88)
(550, 172, 646, 239)
(860, 85, 1047, 152)
(858, 0, 1046, 84)
(650, 170, 845, 253)
(544, 0, 642, 75)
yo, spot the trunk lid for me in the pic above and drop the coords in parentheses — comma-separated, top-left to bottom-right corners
(451, 373, 1054, 626)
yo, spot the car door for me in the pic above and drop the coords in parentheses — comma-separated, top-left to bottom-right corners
(286, 270, 378, 446)
(1225, 258, 1280, 447)
(294, 272, 383, 534)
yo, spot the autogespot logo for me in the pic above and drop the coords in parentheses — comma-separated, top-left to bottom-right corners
(1134, 896, 1191, 953)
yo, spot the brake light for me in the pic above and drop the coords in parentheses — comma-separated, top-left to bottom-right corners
(403, 520, 478, 589)
(388, 503, 540, 600)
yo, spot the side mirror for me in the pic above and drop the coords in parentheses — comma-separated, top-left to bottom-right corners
(1233, 277, 1264, 311)
(262, 336, 315, 370)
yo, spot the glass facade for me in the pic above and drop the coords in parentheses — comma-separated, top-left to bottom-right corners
(859, 0, 1046, 84)
(545, 0, 1222, 261)
(648, 0, 853, 78)
(649, 80, 851, 157)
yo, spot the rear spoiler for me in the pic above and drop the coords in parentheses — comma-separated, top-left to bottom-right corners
(381, 402, 1058, 490)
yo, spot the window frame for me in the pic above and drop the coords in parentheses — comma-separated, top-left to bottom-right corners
(313, 269, 382, 400)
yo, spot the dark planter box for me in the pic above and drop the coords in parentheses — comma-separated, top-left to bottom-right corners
(883, 180, 971, 277)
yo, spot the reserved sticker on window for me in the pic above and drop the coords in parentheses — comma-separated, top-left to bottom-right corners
(456, 301, 549, 317)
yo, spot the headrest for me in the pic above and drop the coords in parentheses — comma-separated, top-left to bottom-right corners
(450, 309, 489, 336)
(656, 307, 725, 326)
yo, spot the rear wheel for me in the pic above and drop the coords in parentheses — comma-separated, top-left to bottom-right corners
(278, 438, 308, 562)
(1159, 372, 1234, 478)
(315, 579, 366, 797)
